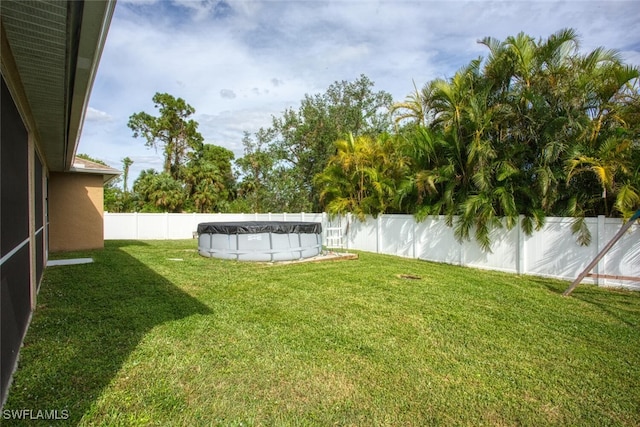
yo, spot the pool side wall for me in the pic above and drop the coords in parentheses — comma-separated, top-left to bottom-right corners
(198, 230, 322, 261)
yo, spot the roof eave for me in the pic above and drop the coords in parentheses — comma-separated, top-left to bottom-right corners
(64, 0, 117, 171)
(69, 166, 122, 184)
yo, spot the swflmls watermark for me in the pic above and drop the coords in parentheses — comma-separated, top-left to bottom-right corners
(2, 409, 69, 421)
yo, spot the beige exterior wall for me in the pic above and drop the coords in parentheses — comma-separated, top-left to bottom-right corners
(49, 172, 104, 252)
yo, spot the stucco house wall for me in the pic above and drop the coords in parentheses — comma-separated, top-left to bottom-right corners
(48, 172, 105, 252)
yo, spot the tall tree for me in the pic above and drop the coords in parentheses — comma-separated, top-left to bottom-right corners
(315, 133, 408, 219)
(183, 144, 235, 212)
(235, 131, 278, 212)
(132, 169, 186, 213)
(122, 157, 133, 194)
(390, 28, 639, 250)
(390, 80, 426, 128)
(128, 93, 204, 180)
(237, 74, 393, 212)
(563, 56, 640, 242)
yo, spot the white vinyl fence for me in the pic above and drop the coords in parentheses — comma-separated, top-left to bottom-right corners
(104, 212, 323, 240)
(104, 212, 640, 290)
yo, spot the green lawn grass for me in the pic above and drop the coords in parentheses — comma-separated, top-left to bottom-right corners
(4, 240, 640, 426)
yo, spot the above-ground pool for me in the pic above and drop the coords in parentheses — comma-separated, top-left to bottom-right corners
(197, 221, 322, 261)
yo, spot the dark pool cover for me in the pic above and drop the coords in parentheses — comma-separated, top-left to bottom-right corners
(197, 221, 322, 235)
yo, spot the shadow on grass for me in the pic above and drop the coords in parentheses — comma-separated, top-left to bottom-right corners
(3, 241, 211, 425)
(528, 274, 640, 328)
(572, 288, 640, 329)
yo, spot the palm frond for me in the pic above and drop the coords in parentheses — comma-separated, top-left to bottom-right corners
(570, 216, 592, 246)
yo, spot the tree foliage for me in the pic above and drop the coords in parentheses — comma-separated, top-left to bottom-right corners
(315, 133, 408, 220)
(236, 74, 393, 212)
(128, 141, 236, 213)
(183, 144, 235, 212)
(122, 157, 134, 194)
(128, 93, 204, 180)
(386, 29, 640, 249)
(132, 169, 186, 213)
(124, 93, 235, 213)
(105, 30, 639, 250)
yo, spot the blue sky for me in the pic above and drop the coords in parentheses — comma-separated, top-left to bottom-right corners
(79, 0, 640, 183)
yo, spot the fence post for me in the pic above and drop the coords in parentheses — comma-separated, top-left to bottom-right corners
(134, 212, 139, 239)
(596, 215, 606, 286)
(165, 212, 169, 239)
(412, 217, 417, 259)
(346, 213, 352, 251)
(517, 215, 525, 274)
(377, 215, 382, 254)
(458, 216, 463, 266)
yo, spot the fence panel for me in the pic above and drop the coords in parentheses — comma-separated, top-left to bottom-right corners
(104, 212, 329, 240)
(136, 214, 168, 239)
(524, 217, 599, 282)
(602, 218, 640, 288)
(462, 221, 519, 274)
(304, 213, 324, 224)
(166, 213, 195, 239)
(104, 212, 639, 290)
(414, 216, 461, 265)
(379, 215, 415, 258)
(104, 213, 137, 239)
(346, 216, 378, 253)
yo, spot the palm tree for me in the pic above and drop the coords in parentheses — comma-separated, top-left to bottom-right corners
(564, 45, 640, 222)
(396, 29, 639, 249)
(122, 157, 133, 194)
(132, 169, 186, 213)
(315, 133, 407, 220)
(390, 80, 426, 128)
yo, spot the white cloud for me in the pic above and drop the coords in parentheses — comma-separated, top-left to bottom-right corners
(198, 106, 282, 153)
(85, 107, 113, 122)
(79, 0, 640, 184)
(171, 0, 214, 21)
(220, 89, 237, 99)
